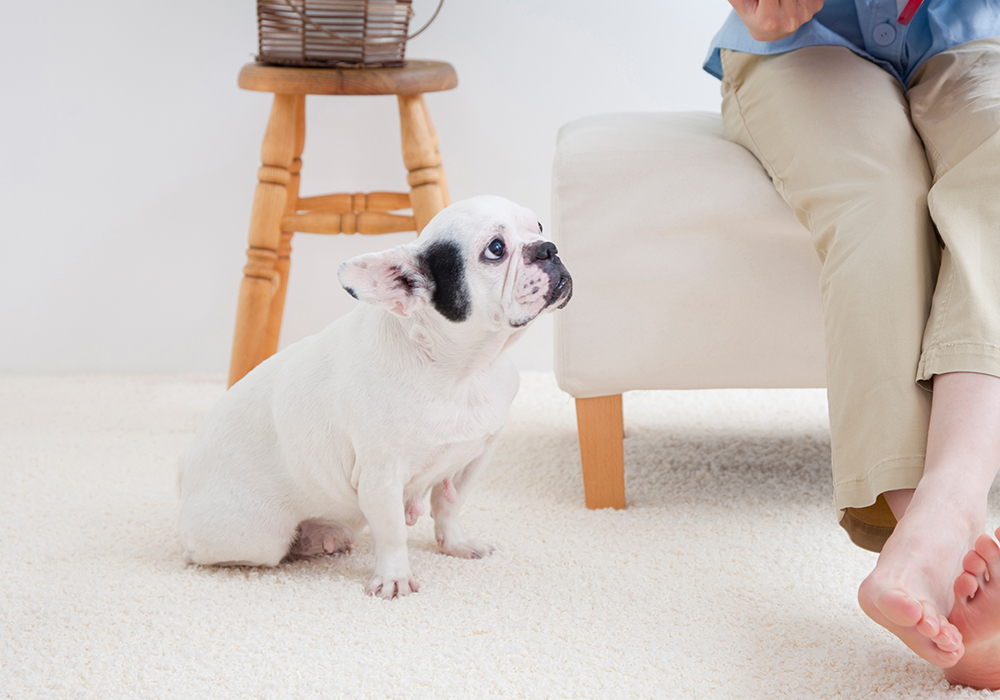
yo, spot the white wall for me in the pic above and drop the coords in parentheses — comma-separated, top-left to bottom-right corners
(0, 1, 732, 375)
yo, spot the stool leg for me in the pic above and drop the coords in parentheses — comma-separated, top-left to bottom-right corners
(575, 395, 626, 510)
(419, 94, 450, 207)
(228, 93, 298, 388)
(263, 94, 305, 361)
(398, 93, 449, 233)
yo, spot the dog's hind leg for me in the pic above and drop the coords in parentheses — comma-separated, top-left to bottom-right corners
(183, 533, 293, 568)
(179, 500, 299, 568)
(285, 520, 355, 560)
(431, 442, 497, 560)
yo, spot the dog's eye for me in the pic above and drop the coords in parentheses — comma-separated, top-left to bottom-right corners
(485, 238, 506, 260)
(538, 222, 543, 234)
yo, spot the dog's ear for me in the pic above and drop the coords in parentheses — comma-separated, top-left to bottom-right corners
(337, 246, 432, 317)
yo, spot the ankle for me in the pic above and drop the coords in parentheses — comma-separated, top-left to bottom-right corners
(884, 488, 914, 521)
(902, 472, 986, 531)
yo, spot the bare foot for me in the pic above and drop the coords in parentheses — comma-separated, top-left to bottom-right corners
(857, 480, 980, 667)
(945, 527, 1000, 689)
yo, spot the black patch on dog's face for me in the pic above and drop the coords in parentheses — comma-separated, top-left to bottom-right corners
(419, 240, 471, 322)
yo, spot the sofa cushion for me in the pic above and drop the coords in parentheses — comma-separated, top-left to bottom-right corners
(552, 111, 826, 398)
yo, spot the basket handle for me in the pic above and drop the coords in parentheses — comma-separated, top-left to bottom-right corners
(277, 0, 445, 46)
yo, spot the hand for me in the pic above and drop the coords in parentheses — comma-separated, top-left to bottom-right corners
(728, 0, 824, 42)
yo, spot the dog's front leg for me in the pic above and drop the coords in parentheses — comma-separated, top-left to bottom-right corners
(357, 469, 419, 599)
(431, 440, 498, 560)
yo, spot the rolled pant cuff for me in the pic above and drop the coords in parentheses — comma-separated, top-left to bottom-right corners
(834, 455, 925, 514)
(917, 343, 1000, 383)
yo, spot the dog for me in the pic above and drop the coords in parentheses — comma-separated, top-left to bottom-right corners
(177, 195, 572, 598)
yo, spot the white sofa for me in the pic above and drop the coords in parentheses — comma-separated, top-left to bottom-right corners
(551, 111, 827, 509)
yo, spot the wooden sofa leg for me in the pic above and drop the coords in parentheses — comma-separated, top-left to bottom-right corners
(575, 395, 626, 510)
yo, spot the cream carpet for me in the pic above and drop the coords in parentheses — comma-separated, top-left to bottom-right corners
(3, 373, 999, 699)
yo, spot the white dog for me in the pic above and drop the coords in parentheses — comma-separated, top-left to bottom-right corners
(177, 195, 572, 598)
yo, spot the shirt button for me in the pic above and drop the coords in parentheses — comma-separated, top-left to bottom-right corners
(873, 22, 897, 46)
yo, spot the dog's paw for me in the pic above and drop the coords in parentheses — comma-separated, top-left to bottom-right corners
(437, 537, 495, 560)
(366, 574, 420, 599)
(286, 521, 353, 560)
(405, 497, 425, 526)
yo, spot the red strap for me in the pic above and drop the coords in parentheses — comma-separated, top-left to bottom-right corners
(897, 0, 923, 25)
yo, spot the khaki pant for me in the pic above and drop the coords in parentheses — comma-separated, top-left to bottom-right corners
(719, 39, 1000, 552)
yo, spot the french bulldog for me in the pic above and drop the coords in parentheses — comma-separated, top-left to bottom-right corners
(177, 195, 572, 598)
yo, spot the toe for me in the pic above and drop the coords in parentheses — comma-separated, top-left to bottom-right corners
(964, 550, 989, 582)
(870, 587, 924, 627)
(933, 623, 963, 653)
(955, 571, 981, 600)
(935, 648, 964, 668)
(916, 601, 941, 638)
(974, 534, 1000, 571)
(393, 579, 419, 597)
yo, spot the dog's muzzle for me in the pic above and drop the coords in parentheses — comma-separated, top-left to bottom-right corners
(551, 270, 572, 309)
(526, 241, 573, 309)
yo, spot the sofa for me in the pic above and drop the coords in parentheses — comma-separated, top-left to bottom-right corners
(550, 111, 827, 509)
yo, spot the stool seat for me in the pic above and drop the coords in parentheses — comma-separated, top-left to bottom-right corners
(238, 60, 458, 96)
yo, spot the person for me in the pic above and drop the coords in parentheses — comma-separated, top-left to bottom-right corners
(703, 0, 1000, 688)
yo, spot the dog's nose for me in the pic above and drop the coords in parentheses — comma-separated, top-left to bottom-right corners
(535, 242, 557, 261)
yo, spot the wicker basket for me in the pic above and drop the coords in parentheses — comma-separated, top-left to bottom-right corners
(256, 0, 429, 68)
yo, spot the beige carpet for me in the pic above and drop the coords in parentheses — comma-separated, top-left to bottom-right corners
(2, 373, 998, 699)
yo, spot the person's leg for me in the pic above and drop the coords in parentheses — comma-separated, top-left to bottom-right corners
(719, 46, 961, 664)
(720, 46, 937, 522)
(908, 38, 1000, 388)
(904, 37, 1000, 689)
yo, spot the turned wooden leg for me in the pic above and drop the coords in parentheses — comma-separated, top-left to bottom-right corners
(575, 395, 626, 510)
(228, 93, 298, 388)
(262, 95, 305, 361)
(398, 93, 449, 233)
(418, 94, 450, 207)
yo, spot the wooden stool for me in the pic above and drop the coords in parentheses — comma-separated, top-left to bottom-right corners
(228, 60, 458, 387)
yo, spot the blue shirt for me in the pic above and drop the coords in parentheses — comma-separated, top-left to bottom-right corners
(704, 0, 1000, 87)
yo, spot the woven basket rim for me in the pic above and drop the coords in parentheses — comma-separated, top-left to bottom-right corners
(262, 0, 443, 46)
(253, 55, 408, 69)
